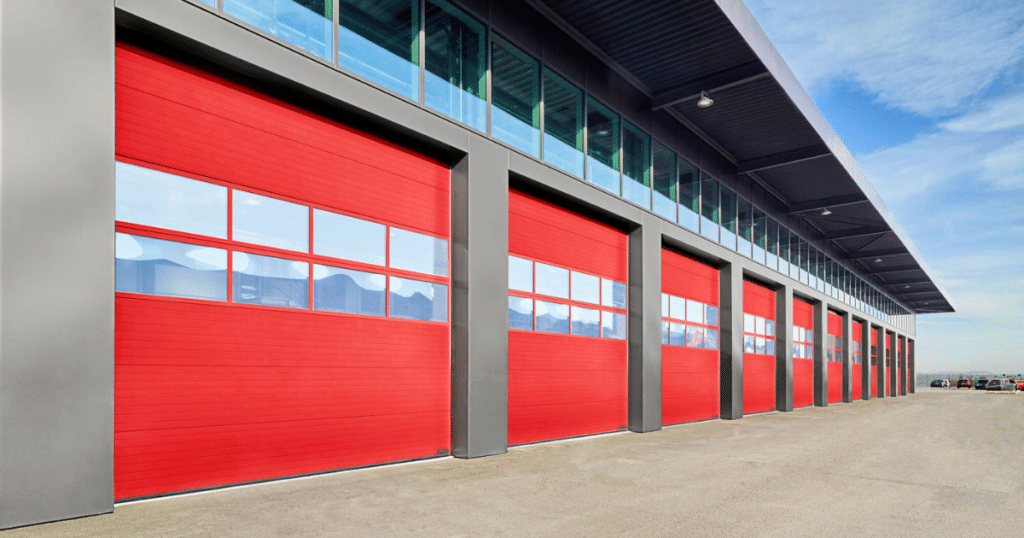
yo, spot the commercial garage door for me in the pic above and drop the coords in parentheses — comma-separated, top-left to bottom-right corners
(852, 321, 864, 400)
(115, 44, 451, 499)
(871, 328, 879, 398)
(507, 190, 628, 445)
(886, 333, 893, 396)
(826, 312, 843, 404)
(661, 249, 720, 425)
(743, 281, 777, 414)
(792, 299, 814, 408)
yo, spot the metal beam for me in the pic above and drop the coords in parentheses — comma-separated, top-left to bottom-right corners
(787, 193, 868, 214)
(865, 265, 921, 275)
(736, 144, 831, 174)
(821, 227, 889, 241)
(849, 248, 908, 260)
(899, 291, 944, 297)
(652, 61, 769, 110)
(883, 278, 934, 286)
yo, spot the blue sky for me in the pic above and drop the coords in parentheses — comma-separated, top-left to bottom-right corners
(745, 0, 1024, 375)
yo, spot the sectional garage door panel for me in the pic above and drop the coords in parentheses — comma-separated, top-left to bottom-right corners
(115, 43, 451, 500)
(792, 300, 814, 409)
(508, 190, 628, 446)
(662, 250, 720, 425)
(743, 281, 776, 415)
(827, 312, 843, 404)
(852, 321, 863, 400)
(871, 328, 879, 398)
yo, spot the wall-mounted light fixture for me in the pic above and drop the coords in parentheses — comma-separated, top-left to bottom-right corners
(821, 208, 832, 216)
(697, 91, 714, 108)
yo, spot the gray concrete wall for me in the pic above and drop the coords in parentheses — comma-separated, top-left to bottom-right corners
(0, 0, 115, 529)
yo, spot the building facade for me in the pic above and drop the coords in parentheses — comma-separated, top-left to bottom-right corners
(0, 0, 953, 529)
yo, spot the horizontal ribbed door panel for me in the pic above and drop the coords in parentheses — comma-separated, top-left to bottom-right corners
(115, 44, 451, 499)
(661, 250, 719, 425)
(508, 190, 628, 445)
(871, 328, 879, 398)
(852, 321, 863, 400)
(827, 312, 842, 404)
(886, 334, 893, 396)
(792, 300, 814, 408)
(743, 281, 776, 414)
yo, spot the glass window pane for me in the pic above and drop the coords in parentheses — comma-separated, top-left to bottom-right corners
(571, 271, 600, 304)
(509, 256, 533, 293)
(225, 0, 333, 60)
(745, 335, 756, 353)
(338, 0, 419, 100)
(389, 276, 447, 322)
(535, 262, 569, 299)
(586, 97, 620, 194)
(233, 190, 309, 252)
(807, 329, 813, 342)
(705, 305, 719, 327)
(678, 159, 700, 231)
(116, 162, 227, 238)
(424, 0, 486, 131)
(601, 279, 627, 309)
(670, 322, 686, 346)
(662, 293, 670, 318)
(720, 187, 737, 251)
(699, 174, 719, 242)
(652, 141, 676, 221)
(794, 326, 801, 343)
(756, 337, 766, 355)
(661, 321, 670, 345)
(704, 328, 719, 350)
(755, 316, 765, 336)
(602, 311, 627, 339)
(765, 319, 775, 337)
(752, 207, 767, 265)
(670, 295, 685, 321)
(116, 233, 227, 301)
(543, 69, 584, 177)
(622, 122, 651, 208)
(509, 296, 533, 330)
(312, 265, 385, 316)
(686, 326, 704, 348)
(792, 343, 800, 358)
(491, 37, 540, 156)
(535, 300, 569, 334)
(313, 209, 386, 265)
(766, 339, 775, 356)
(686, 299, 703, 324)
(232, 251, 309, 309)
(571, 306, 600, 337)
(744, 313, 755, 334)
(389, 227, 448, 276)
(736, 197, 751, 257)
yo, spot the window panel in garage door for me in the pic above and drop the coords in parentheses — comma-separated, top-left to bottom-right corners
(114, 43, 451, 500)
(851, 321, 863, 400)
(508, 190, 628, 445)
(661, 249, 720, 425)
(743, 281, 776, 414)
(792, 299, 814, 409)
(827, 312, 843, 404)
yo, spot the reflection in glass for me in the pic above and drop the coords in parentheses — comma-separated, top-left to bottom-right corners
(792, 343, 800, 359)
(338, 0, 419, 100)
(752, 207, 767, 265)
(699, 174, 719, 242)
(766, 339, 775, 356)
(622, 122, 651, 208)
(225, 0, 333, 60)
(312, 265, 385, 316)
(766, 218, 779, 272)
(536, 300, 569, 334)
(571, 271, 600, 305)
(543, 69, 584, 177)
(736, 196, 751, 256)
(720, 187, 738, 251)
(509, 256, 533, 293)
(744, 313, 755, 333)
(233, 190, 309, 252)
(704, 329, 719, 350)
(705, 305, 720, 327)
(116, 233, 227, 301)
(586, 97, 620, 194)
(492, 37, 540, 156)
(116, 162, 227, 238)
(678, 159, 700, 232)
(571, 306, 600, 337)
(670, 295, 685, 321)
(389, 276, 447, 322)
(233, 251, 309, 309)
(745, 335, 756, 354)
(424, 0, 486, 131)
(686, 299, 703, 324)
(535, 263, 569, 299)
(670, 322, 686, 346)
(756, 337, 766, 355)
(601, 279, 627, 309)
(652, 142, 676, 221)
(686, 326, 704, 347)
(765, 319, 775, 337)
(662, 293, 670, 318)
(793, 326, 802, 343)
(508, 296, 533, 330)
(389, 227, 448, 276)
(313, 209, 386, 265)
(662, 321, 670, 345)
(602, 311, 627, 339)
(755, 316, 765, 336)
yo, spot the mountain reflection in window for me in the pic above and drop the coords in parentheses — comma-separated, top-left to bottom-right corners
(389, 276, 447, 322)
(232, 251, 309, 309)
(313, 265, 386, 316)
(115, 233, 227, 301)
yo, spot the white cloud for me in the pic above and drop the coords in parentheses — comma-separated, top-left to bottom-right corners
(981, 139, 1024, 189)
(745, 0, 1024, 116)
(940, 93, 1024, 133)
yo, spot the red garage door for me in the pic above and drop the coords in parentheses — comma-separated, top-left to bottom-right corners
(871, 328, 879, 398)
(897, 338, 902, 395)
(743, 281, 776, 414)
(661, 250, 720, 425)
(115, 44, 451, 499)
(792, 299, 814, 409)
(507, 190, 628, 445)
(826, 312, 843, 404)
(852, 321, 863, 400)
(886, 333, 893, 396)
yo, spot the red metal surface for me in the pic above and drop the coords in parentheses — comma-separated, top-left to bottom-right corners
(852, 321, 863, 400)
(886, 333, 893, 396)
(871, 328, 879, 398)
(827, 312, 842, 404)
(742, 281, 775, 414)
(661, 249, 720, 425)
(507, 190, 628, 444)
(792, 299, 814, 408)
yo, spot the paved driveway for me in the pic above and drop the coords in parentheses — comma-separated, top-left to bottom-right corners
(4, 389, 1022, 537)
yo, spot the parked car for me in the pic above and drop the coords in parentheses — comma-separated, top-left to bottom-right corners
(929, 379, 949, 388)
(956, 379, 971, 389)
(985, 379, 1017, 392)
(975, 379, 989, 390)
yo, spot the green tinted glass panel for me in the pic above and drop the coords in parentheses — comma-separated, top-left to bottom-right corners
(338, 0, 419, 100)
(652, 141, 676, 221)
(586, 97, 620, 193)
(678, 158, 700, 231)
(622, 121, 651, 207)
(699, 174, 719, 240)
(491, 37, 540, 156)
(766, 217, 779, 255)
(721, 188, 738, 234)
(543, 69, 584, 176)
(424, 0, 486, 131)
(736, 198, 751, 240)
(753, 208, 767, 249)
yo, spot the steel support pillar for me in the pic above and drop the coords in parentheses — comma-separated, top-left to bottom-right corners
(628, 214, 663, 433)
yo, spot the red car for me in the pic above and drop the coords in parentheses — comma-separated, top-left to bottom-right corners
(956, 379, 971, 389)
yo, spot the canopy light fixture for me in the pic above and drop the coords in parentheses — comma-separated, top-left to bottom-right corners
(874, 258, 883, 263)
(696, 91, 714, 108)
(821, 208, 832, 216)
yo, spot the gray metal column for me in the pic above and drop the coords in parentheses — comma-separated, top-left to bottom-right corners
(451, 134, 510, 458)
(775, 285, 794, 412)
(0, 0, 115, 529)
(908, 339, 916, 394)
(874, 325, 886, 398)
(719, 262, 744, 419)
(861, 321, 871, 400)
(628, 214, 662, 433)
(813, 301, 828, 407)
(841, 311, 853, 403)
